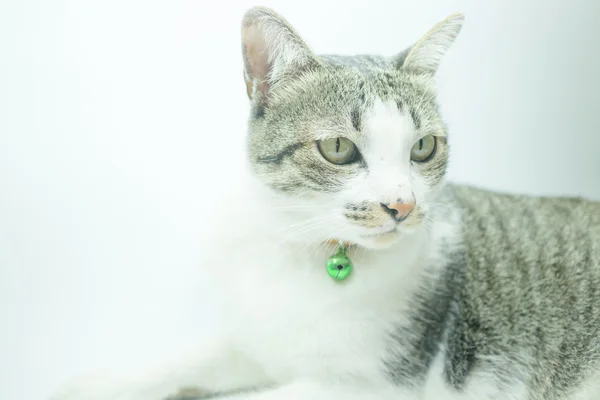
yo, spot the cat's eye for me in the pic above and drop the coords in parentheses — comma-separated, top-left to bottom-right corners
(410, 135, 436, 162)
(318, 137, 357, 165)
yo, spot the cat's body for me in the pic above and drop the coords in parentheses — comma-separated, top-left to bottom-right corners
(423, 185, 600, 399)
(55, 180, 600, 400)
(197, 182, 600, 400)
(53, 7, 600, 400)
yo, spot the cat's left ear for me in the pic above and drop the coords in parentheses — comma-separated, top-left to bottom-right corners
(393, 13, 464, 75)
(241, 7, 317, 100)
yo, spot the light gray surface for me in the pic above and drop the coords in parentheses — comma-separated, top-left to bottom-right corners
(1, 1, 599, 399)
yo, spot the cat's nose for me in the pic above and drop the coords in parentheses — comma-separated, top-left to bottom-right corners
(380, 201, 415, 222)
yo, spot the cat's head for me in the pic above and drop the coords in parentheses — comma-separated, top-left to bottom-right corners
(241, 7, 463, 249)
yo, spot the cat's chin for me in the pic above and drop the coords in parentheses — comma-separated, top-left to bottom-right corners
(323, 232, 399, 251)
(356, 231, 401, 250)
(348, 224, 423, 250)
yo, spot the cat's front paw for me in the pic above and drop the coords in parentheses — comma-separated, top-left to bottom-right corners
(164, 387, 211, 400)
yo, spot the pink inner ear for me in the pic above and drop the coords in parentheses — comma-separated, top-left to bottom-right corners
(242, 24, 270, 97)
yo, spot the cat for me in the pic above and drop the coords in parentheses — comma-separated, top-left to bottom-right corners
(54, 6, 600, 400)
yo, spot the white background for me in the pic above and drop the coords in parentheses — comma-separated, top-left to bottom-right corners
(1, 0, 599, 398)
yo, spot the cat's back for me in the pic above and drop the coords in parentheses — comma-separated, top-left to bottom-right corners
(448, 183, 600, 283)
(449, 183, 600, 234)
(442, 183, 600, 399)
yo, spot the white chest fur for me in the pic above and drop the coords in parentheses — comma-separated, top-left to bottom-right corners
(206, 228, 430, 384)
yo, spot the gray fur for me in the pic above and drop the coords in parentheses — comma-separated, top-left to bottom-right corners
(449, 186, 599, 398)
(385, 186, 600, 399)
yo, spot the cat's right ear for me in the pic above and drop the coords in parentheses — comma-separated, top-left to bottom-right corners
(241, 7, 317, 100)
(393, 13, 464, 75)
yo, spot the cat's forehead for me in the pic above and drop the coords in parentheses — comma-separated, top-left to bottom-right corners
(264, 57, 440, 148)
(304, 63, 426, 142)
(363, 98, 416, 153)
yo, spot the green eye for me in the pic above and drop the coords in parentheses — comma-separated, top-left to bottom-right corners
(318, 137, 357, 165)
(410, 135, 436, 162)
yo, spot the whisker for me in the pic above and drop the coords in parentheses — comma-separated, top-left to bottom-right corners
(263, 215, 333, 238)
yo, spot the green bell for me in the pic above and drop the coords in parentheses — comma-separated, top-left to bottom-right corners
(326, 246, 353, 281)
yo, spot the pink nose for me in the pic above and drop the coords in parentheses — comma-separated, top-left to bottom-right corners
(381, 201, 415, 221)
